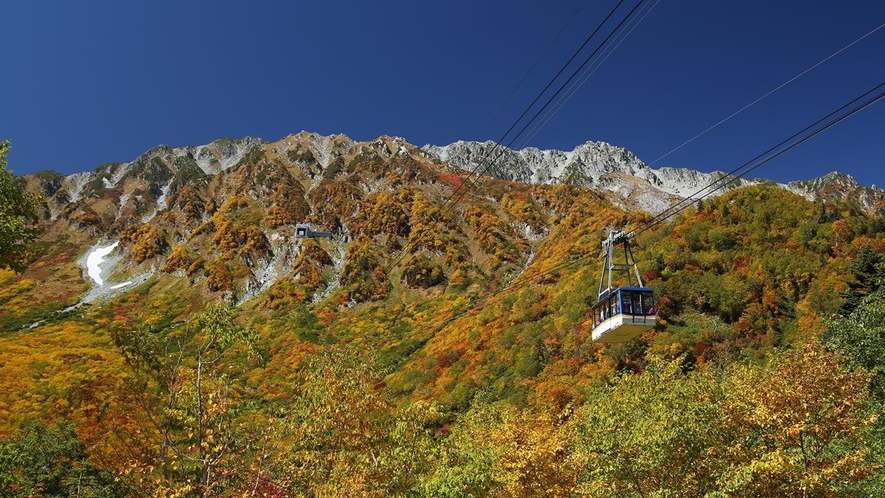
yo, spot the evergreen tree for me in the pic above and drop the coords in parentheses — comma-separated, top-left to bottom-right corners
(838, 244, 884, 317)
(827, 287, 885, 403)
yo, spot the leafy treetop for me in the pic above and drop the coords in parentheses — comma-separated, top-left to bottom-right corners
(0, 141, 41, 272)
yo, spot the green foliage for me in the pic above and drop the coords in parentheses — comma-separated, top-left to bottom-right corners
(110, 303, 265, 496)
(340, 237, 391, 302)
(323, 157, 344, 179)
(569, 344, 878, 496)
(145, 156, 173, 185)
(571, 358, 728, 496)
(838, 244, 884, 317)
(423, 397, 583, 497)
(645, 186, 885, 361)
(0, 141, 42, 272)
(276, 346, 440, 496)
(402, 253, 446, 288)
(8, 133, 885, 496)
(32, 170, 64, 183)
(32, 170, 65, 197)
(286, 145, 315, 164)
(87, 162, 120, 193)
(826, 288, 885, 403)
(0, 422, 120, 497)
(172, 154, 207, 188)
(347, 150, 382, 173)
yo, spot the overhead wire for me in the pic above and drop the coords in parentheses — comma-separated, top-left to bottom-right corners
(472, 0, 589, 142)
(440, 0, 652, 220)
(374, 9, 883, 335)
(511, 78, 885, 296)
(386, 0, 644, 272)
(442, 0, 633, 205)
(384, 0, 588, 316)
(646, 22, 885, 167)
(381, 21, 885, 337)
(517, 0, 665, 150)
(419, 9, 880, 252)
(634, 79, 885, 236)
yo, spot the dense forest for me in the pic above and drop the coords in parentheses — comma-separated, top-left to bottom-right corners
(1, 136, 885, 496)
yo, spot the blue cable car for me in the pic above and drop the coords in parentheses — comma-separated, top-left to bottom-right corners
(590, 230, 657, 343)
(591, 287, 656, 343)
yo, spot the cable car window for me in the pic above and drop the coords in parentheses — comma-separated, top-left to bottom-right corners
(621, 292, 633, 315)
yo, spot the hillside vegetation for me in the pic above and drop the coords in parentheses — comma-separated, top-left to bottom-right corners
(1, 134, 884, 496)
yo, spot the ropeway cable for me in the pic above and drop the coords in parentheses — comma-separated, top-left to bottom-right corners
(472, 0, 589, 142)
(646, 22, 885, 167)
(440, 0, 652, 221)
(386, 0, 643, 272)
(516, 0, 665, 151)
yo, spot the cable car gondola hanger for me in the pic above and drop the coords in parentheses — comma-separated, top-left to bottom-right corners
(590, 229, 656, 343)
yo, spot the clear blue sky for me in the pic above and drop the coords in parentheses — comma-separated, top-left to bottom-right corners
(3, 0, 883, 188)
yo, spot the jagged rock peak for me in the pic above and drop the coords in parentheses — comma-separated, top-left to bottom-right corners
(786, 171, 884, 214)
(424, 139, 652, 183)
(421, 139, 758, 199)
(788, 171, 860, 193)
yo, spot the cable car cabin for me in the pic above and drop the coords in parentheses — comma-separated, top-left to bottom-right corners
(590, 287, 656, 343)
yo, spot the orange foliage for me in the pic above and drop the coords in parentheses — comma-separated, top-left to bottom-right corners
(120, 223, 168, 263)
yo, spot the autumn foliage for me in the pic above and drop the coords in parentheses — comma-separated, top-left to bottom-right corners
(3, 135, 885, 495)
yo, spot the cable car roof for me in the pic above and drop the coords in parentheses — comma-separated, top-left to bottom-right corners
(594, 286, 654, 302)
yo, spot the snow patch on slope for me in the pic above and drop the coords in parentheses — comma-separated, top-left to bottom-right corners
(79, 241, 152, 304)
(86, 242, 119, 286)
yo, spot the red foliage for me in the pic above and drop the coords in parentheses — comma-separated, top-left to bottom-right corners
(437, 172, 464, 189)
(435, 350, 463, 370)
(253, 479, 292, 498)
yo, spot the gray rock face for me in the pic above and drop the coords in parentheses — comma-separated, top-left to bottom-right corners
(787, 172, 885, 214)
(423, 140, 654, 186)
(423, 140, 756, 211)
(423, 140, 884, 214)
(788, 171, 859, 193)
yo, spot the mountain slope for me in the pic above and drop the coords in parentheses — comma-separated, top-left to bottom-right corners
(10, 132, 883, 329)
(2, 131, 885, 495)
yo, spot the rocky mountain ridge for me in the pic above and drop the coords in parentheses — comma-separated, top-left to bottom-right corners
(26, 133, 883, 222)
(422, 139, 885, 214)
